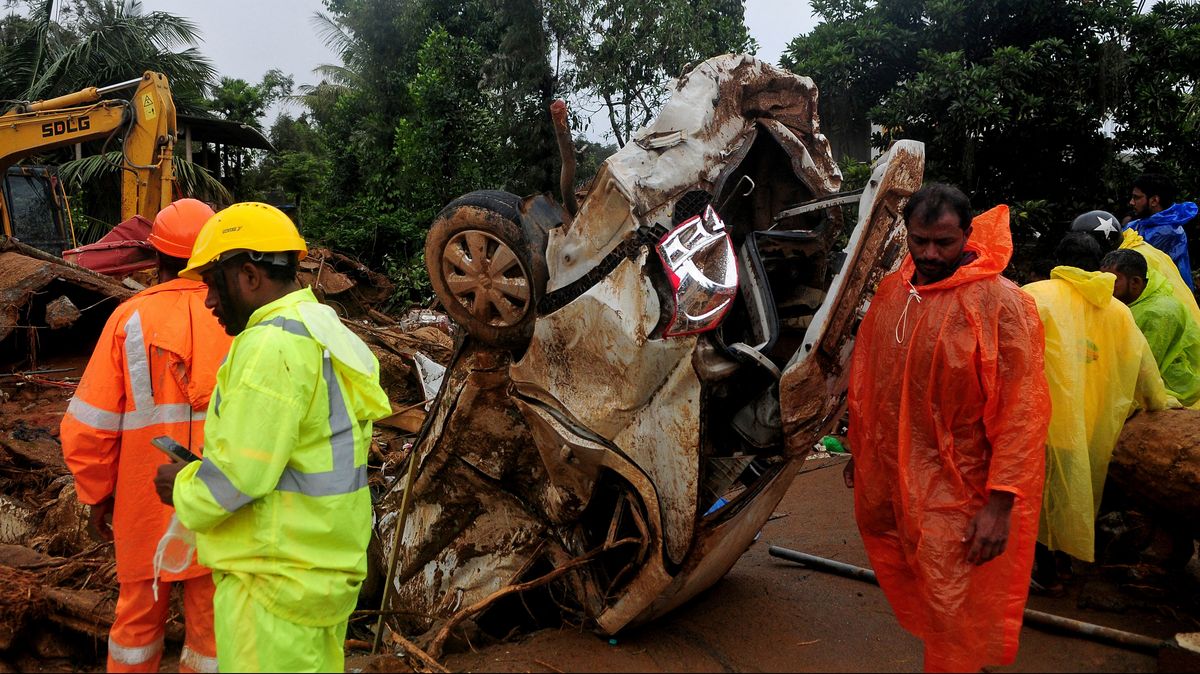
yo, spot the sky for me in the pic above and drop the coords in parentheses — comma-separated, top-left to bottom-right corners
(142, 0, 819, 138)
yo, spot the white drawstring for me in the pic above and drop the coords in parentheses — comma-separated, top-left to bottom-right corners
(895, 281, 923, 344)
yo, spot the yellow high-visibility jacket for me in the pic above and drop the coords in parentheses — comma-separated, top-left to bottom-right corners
(1023, 267, 1175, 562)
(173, 287, 390, 626)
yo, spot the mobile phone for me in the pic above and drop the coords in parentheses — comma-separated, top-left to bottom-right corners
(152, 436, 200, 464)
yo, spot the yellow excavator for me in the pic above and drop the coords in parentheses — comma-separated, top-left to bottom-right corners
(0, 71, 176, 255)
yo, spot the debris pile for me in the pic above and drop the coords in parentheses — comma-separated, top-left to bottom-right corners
(0, 239, 454, 670)
(300, 247, 395, 319)
(0, 238, 133, 369)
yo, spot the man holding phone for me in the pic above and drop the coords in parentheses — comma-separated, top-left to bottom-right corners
(61, 199, 230, 672)
(153, 203, 389, 673)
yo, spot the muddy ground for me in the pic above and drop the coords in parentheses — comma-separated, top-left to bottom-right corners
(407, 456, 1196, 673)
(2, 348, 1195, 671)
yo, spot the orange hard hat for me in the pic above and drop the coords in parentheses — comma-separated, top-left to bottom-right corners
(149, 198, 216, 259)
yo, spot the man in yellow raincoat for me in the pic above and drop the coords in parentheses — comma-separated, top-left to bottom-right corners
(848, 184, 1051, 672)
(1023, 233, 1175, 576)
(153, 203, 391, 672)
(1101, 249, 1200, 407)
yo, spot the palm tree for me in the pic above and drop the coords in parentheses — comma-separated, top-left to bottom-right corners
(0, 1, 222, 230)
(16, 0, 216, 114)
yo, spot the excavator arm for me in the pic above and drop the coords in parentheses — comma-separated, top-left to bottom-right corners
(0, 71, 176, 240)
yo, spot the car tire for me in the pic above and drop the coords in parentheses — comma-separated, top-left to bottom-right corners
(425, 190, 548, 348)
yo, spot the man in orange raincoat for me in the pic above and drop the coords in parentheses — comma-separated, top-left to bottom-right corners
(847, 184, 1051, 672)
(60, 199, 231, 673)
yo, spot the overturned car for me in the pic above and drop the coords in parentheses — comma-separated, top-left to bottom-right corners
(371, 54, 925, 645)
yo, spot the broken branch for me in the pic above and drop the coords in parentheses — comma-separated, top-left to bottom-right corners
(427, 537, 639, 659)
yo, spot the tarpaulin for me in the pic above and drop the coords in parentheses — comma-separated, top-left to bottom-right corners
(1023, 267, 1175, 562)
(62, 215, 157, 276)
(849, 205, 1051, 672)
(1126, 201, 1197, 290)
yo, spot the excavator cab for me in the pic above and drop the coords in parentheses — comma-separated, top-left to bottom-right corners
(0, 72, 175, 259)
(3, 165, 73, 256)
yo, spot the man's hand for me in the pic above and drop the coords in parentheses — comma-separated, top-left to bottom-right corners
(154, 462, 187, 506)
(88, 496, 114, 542)
(843, 457, 855, 489)
(963, 490, 1015, 565)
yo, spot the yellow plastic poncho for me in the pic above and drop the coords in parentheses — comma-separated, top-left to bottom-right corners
(1129, 268, 1200, 408)
(1023, 267, 1176, 562)
(1121, 228, 1200, 326)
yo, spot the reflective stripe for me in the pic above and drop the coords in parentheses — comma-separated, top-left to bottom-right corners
(126, 403, 201, 430)
(257, 317, 365, 499)
(66, 397, 123, 431)
(108, 635, 163, 665)
(276, 351, 365, 497)
(67, 310, 204, 434)
(180, 644, 218, 673)
(258, 316, 311, 338)
(197, 458, 254, 513)
(213, 386, 221, 416)
(123, 311, 155, 411)
(66, 398, 202, 432)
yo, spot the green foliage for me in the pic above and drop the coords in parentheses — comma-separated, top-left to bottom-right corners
(0, 0, 215, 113)
(392, 27, 505, 226)
(211, 69, 293, 129)
(782, 0, 1196, 253)
(574, 136, 619, 185)
(836, 156, 872, 192)
(547, 0, 756, 146)
(208, 70, 295, 198)
(0, 0, 217, 230)
(1115, 1, 1200, 194)
(382, 251, 434, 307)
(57, 151, 230, 204)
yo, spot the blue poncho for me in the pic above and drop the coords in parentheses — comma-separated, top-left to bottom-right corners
(1127, 201, 1197, 290)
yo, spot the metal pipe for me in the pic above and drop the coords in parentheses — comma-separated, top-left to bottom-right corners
(768, 546, 880, 585)
(96, 76, 145, 96)
(767, 545, 1170, 655)
(372, 449, 422, 654)
(0, 367, 74, 377)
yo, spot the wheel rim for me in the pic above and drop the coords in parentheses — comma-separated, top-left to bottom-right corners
(441, 230, 532, 328)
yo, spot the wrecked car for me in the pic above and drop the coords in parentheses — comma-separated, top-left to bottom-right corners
(372, 54, 925, 644)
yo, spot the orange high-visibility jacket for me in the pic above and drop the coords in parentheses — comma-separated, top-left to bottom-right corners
(849, 206, 1052, 672)
(61, 278, 232, 582)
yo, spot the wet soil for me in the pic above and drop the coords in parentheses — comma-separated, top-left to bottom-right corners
(439, 457, 1192, 673)
(4, 357, 1194, 672)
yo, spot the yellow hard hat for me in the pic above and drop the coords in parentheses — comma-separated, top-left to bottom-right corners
(180, 202, 308, 281)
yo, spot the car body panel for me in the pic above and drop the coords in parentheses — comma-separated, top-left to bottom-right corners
(373, 54, 925, 642)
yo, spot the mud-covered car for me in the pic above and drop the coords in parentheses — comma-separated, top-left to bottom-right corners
(371, 54, 925, 643)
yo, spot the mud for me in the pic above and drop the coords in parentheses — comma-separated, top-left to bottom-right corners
(1111, 409, 1200, 516)
(0, 268, 452, 670)
(439, 458, 1192, 673)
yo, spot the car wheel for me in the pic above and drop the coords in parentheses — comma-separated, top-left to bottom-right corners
(425, 190, 547, 347)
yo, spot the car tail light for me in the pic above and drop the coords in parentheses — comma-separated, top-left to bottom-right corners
(655, 205, 738, 337)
